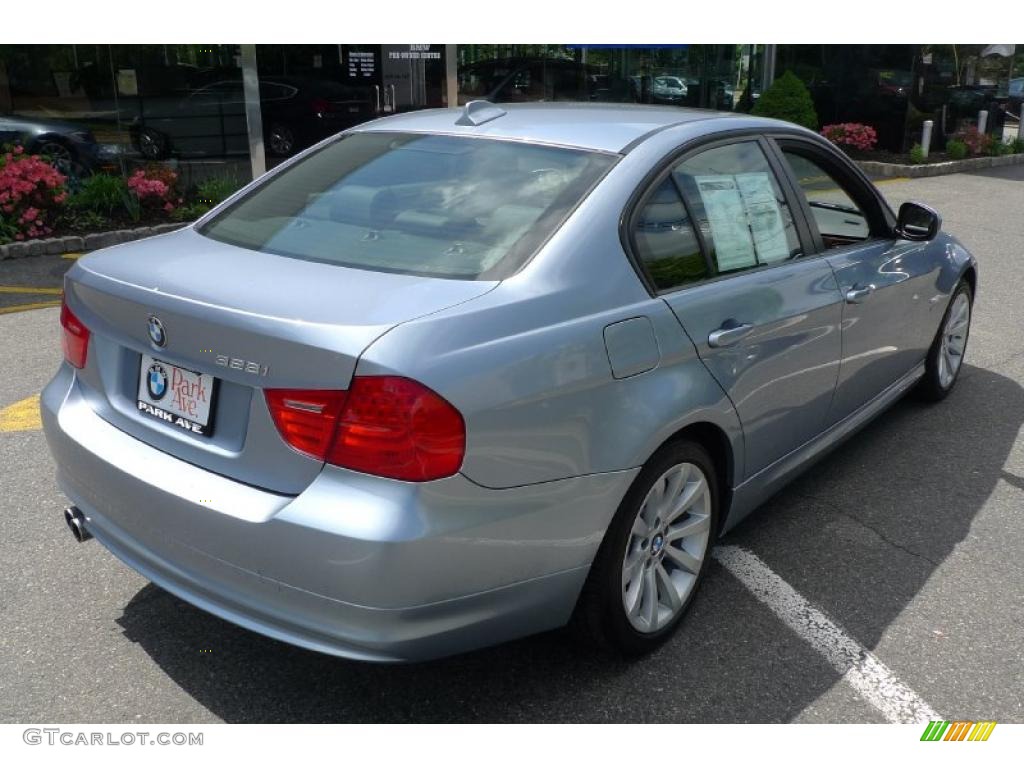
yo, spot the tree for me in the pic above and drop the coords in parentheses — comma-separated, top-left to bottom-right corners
(751, 70, 819, 130)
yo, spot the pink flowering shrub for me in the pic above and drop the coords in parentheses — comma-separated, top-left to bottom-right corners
(0, 146, 68, 242)
(126, 167, 181, 213)
(950, 125, 992, 157)
(820, 123, 878, 152)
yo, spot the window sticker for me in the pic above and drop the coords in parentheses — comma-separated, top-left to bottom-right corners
(735, 172, 790, 263)
(694, 176, 757, 272)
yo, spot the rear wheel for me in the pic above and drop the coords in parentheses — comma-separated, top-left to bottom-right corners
(267, 123, 296, 157)
(917, 280, 972, 402)
(575, 440, 718, 656)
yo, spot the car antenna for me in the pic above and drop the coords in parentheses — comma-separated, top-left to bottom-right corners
(455, 100, 507, 126)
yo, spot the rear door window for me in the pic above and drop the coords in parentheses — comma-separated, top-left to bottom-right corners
(670, 140, 803, 275)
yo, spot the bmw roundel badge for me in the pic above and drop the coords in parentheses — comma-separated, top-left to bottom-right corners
(147, 315, 166, 348)
(146, 363, 168, 401)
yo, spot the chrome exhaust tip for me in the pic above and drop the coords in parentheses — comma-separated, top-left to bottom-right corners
(63, 506, 92, 543)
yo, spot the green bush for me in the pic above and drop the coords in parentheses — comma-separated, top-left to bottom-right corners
(62, 210, 107, 232)
(751, 71, 818, 130)
(908, 143, 925, 165)
(171, 201, 211, 222)
(987, 139, 1013, 157)
(946, 139, 968, 160)
(68, 173, 129, 217)
(1011, 137, 1024, 154)
(195, 176, 241, 207)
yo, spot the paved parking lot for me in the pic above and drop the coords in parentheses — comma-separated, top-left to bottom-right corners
(1, 167, 1022, 723)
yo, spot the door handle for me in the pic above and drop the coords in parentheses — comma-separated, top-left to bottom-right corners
(708, 323, 754, 348)
(845, 284, 875, 303)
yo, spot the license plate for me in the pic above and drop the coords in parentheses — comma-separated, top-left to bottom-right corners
(137, 354, 217, 436)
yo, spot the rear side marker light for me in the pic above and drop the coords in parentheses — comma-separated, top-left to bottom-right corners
(60, 295, 90, 369)
(265, 376, 465, 482)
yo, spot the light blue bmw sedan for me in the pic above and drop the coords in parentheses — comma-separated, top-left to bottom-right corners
(43, 102, 976, 661)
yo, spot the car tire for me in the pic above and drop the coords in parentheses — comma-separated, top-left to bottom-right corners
(267, 123, 296, 157)
(136, 128, 169, 160)
(33, 138, 89, 183)
(916, 279, 973, 402)
(574, 439, 719, 656)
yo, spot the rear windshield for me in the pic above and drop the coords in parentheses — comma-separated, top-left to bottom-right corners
(199, 131, 616, 280)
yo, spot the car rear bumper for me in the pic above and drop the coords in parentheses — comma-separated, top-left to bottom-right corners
(42, 365, 636, 662)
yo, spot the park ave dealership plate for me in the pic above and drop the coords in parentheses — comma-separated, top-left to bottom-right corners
(137, 354, 216, 436)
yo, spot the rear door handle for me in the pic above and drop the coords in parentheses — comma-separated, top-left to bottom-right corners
(845, 284, 875, 303)
(708, 323, 754, 348)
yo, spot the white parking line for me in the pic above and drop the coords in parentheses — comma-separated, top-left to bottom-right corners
(713, 545, 941, 724)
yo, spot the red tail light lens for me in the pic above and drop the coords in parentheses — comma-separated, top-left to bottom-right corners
(311, 97, 331, 115)
(329, 377, 466, 481)
(265, 377, 465, 482)
(265, 389, 348, 460)
(60, 296, 90, 369)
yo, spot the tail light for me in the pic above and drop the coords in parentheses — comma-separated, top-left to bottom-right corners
(311, 97, 331, 116)
(265, 389, 348, 460)
(265, 376, 465, 482)
(60, 295, 90, 369)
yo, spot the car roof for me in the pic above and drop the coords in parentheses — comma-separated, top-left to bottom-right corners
(352, 102, 770, 154)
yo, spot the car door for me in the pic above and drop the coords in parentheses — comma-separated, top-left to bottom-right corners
(772, 138, 936, 424)
(639, 137, 844, 480)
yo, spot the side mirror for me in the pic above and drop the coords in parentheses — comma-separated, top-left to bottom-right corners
(895, 201, 941, 241)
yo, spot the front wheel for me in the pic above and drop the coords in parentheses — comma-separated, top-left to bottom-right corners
(574, 440, 718, 656)
(917, 280, 973, 402)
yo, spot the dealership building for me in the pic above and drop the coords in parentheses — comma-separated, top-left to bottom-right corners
(0, 44, 1020, 186)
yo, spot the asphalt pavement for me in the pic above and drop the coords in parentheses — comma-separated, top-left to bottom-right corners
(1, 167, 1022, 723)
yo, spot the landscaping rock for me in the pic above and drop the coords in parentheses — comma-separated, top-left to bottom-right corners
(856, 152, 1024, 179)
(42, 238, 65, 255)
(84, 232, 121, 251)
(63, 236, 85, 253)
(7, 242, 29, 259)
(153, 223, 186, 235)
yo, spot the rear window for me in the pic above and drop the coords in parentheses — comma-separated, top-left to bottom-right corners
(199, 132, 616, 280)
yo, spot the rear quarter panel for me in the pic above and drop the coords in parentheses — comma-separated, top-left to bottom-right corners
(357, 126, 745, 491)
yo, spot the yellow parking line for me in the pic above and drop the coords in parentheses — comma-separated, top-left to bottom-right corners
(0, 286, 63, 295)
(0, 300, 62, 315)
(62, 252, 83, 260)
(873, 177, 911, 184)
(0, 394, 41, 433)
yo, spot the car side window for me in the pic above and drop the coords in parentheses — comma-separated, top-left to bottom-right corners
(632, 178, 708, 291)
(780, 150, 871, 249)
(671, 141, 802, 276)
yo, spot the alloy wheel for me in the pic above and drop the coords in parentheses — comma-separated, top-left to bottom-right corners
(268, 125, 295, 156)
(938, 291, 970, 389)
(621, 461, 711, 633)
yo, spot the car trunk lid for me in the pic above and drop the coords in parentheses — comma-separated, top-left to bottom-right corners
(64, 227, 496, 494)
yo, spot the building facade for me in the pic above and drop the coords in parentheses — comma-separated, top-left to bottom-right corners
(1, 43, 1020, 189)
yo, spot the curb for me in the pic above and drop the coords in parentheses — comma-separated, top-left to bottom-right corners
(856, 152, 1024, 178)
(0, 222, 189, 261)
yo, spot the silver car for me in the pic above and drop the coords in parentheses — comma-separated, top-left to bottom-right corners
(43, 102, 977, 662)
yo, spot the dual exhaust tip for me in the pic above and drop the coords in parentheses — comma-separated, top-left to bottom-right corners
(63, 506, 92, 543)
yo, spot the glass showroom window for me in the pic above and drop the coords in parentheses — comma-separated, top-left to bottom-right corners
(0, 44, 250, 244)
(455, 45, 761, 111)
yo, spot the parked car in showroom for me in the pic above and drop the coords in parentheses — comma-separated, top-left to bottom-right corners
(651, 75, 689, 103)
(45, 101, 977, 662)
(130, 76, 374, 160)
(0, 114, 105, 181)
